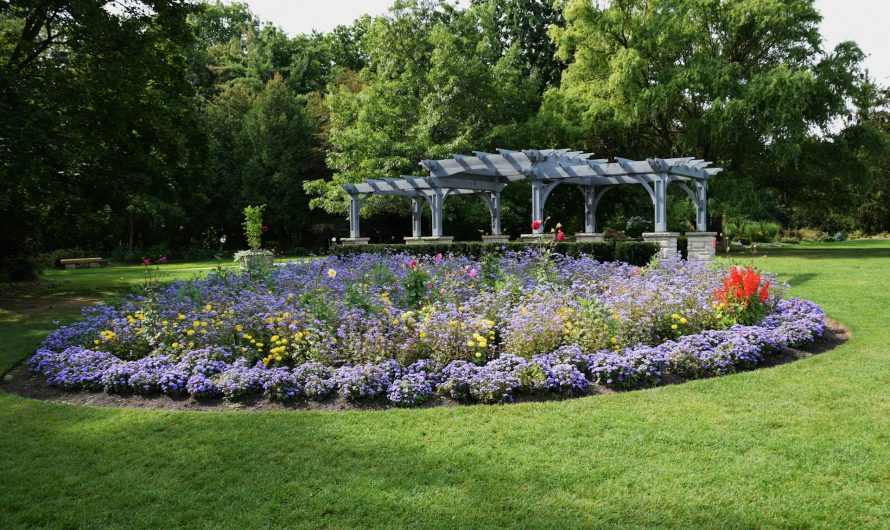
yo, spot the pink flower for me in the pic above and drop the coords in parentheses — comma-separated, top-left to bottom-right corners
(531, 220, 542, 231)
(261, 225, 269, 233)
(159, 256, 168, 265)
(434, 253, 443, 263)
(711, 237, 717, 248)
(468, 268, 477, 279)
(142, 258, 150, 267)
(408, 259, 418, 269)
(556, 230, 566, 242)
(427, 281, 434, 290)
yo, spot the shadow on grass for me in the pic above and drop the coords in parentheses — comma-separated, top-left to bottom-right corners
(726, 246, 890, 260)
(783, 273, 818, 286)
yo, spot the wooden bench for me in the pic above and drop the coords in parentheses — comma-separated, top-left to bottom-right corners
(60, 257, 103, 270)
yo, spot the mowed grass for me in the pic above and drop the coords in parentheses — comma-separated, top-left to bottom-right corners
(1, 243, 888, 529)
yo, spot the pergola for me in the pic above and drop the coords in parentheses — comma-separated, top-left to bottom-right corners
(340, 148, 722, 256)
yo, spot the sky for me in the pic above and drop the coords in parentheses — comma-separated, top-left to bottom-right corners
(243, 0, 890, 85)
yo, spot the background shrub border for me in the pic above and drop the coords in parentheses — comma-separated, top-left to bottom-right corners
(331, 241, 661, 266)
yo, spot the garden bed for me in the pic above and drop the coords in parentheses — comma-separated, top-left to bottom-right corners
(11, 250, 833, 410)
(2, 319, 848, 412)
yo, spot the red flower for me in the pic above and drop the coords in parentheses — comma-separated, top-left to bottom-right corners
(710, 237, 717, 248)
(408, 259, 418, 269)
(261, 225, 269, 233)
(556, 230, 566, 242)
(531, 220, 542, 231)
(142, 258, 150, 267)
(759, 280, 770, 302)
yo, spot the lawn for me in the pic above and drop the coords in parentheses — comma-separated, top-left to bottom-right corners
(1, 242, 888, 528)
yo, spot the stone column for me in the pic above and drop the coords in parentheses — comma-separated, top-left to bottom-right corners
(642, 232, 679, 259)
(685, 232, 718, 260)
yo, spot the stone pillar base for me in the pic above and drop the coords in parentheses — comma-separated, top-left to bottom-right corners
(574, 232, 605, 243)
(685, 231, 717, 260)
(481, 235, 510, 243)
(421, 236, 453, 245)
(341, 237, 370, 246)
(642, 232, 680, 259)
(404, 237, 424, 245)
(519, 233, 548, 243)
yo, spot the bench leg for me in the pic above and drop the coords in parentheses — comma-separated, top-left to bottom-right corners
(89, 262, 100, 268)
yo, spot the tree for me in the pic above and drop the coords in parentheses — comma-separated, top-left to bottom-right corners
(1, 0, 204, 278)
(304, 0, 544, 239)
(543, 0, 868, 226)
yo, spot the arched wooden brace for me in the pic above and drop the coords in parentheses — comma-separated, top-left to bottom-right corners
(403, 196, 425, 238)
(627, 173, 668, 232)
(422, 189, 449, 237)
(577, 185, 614, 233)
(530, 180, 562, 233)
(476, 191, 502, 235)
(674, 181, 708, 231)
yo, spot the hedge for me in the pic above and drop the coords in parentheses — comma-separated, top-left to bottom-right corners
(331, 240, 660, 267)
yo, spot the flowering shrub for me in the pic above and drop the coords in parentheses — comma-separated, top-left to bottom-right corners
(714, 266, 773, 325)
(27, 251, 826, 407)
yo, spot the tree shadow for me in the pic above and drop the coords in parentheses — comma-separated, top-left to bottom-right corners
(783, 273, 818, 286)
(729, 246, 890, 260)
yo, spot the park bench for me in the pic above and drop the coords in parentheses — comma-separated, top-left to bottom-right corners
(60, 257, 103, 270)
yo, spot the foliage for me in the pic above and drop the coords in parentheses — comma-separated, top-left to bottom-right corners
(331, 240, 659, 266)
(544, 0, 871, 227)
(242, 205, 266, 250)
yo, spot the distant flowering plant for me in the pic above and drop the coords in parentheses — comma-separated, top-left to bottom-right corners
(28, 251, 825, 407)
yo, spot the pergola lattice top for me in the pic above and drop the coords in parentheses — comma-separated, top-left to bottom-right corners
(341, 148, 721, 240)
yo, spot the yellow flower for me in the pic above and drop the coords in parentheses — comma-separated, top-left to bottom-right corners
(205, 304, 213, 311)
(680, 317, 687, 324)
(162, 320, 168, 326)
(671, 313, 680, 320)
(193, 321, 200, 328)
(419, 331, 427, 339)
(610, 337, 618, 344)
(186, 329, 195, 336)
(178, 313, 186, 320)
(172, 342, 179, 349)
(271, 335, 280, 342)
(466, 340, 476, 347)
(327, 268, 337, 279)
(475, 351, 482, 358)
(235, 325, 243, 332)
(671, 324, 678, 330)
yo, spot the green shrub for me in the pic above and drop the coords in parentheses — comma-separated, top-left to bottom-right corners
(331, 241, 660, 266)
(0, 254, 41, 282)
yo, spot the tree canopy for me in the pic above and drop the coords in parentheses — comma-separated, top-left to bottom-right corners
(1, 0, 888, 280)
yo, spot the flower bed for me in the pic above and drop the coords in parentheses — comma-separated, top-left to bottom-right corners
(28, 251, 826, 407)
